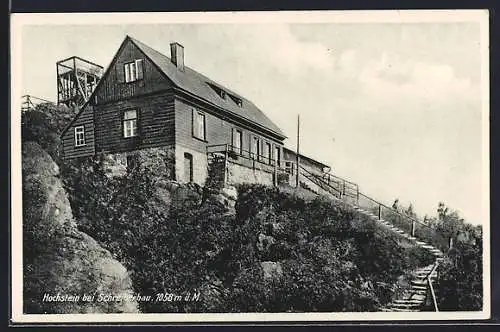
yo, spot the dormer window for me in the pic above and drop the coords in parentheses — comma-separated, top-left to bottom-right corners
(229, 94, 243, 107)
(208, 83, 227, 100)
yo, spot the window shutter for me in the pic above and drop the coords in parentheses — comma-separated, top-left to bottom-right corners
(116, 63, 125, 83)
(136, 59, 144, 80)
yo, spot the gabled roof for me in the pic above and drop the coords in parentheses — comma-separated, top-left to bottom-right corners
(128, 36, 286, 138)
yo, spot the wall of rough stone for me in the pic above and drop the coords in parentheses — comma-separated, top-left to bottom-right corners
(227, 161, 274, 186)
(102, 153, 128, 177)
(102, 146, 175, 179)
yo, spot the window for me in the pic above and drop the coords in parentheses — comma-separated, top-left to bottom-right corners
(123, 110, 138, 138)
(285, 161, 294, 175)
(264, 142, 272, 164)
(251, 136, 260, 159)
(124, 59, 144, 83)
(74, 126, 85, 147)
(208, 83, 227, 100)
(193, 110, 206, 140)
(233, 129, 243, 155)
(274, 146, 281, 166)
(228, 94, 243, 107)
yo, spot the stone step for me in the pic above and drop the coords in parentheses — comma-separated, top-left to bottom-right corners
(415, 266, 435, 272)
(410, 285, 428, 291)
(389, 302, 422, 308)
(410, 280, 428, 286)
(385, 308, 421, 312)
(407, 294, 426, 301)
(394, 299, 424, 305)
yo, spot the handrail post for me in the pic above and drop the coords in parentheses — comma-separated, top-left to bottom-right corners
(342, 180, 346, 196)
(224, 144, 229, 185)
(411, 220, 415, 237)
(273, 160, 278, 187)
(378, 204, 381, 220)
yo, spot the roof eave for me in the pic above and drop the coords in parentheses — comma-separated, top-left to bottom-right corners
(172, 86, 287, 140)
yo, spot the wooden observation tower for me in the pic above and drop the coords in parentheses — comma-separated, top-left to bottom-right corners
(56, 56, 103, 109)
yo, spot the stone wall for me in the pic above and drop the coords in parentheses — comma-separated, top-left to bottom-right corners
(102, 153, 128, 177)
(102, 146, 175, 179)
(226, 160, 274, 186)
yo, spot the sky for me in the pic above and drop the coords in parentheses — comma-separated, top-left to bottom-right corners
(17, 13, 488, 225)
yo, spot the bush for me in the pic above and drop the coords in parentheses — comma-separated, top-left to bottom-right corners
(438, 225, 483, 311)
(22, 103, 77, 163)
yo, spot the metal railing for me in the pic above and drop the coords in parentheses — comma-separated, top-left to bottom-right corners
(21, 95, 54, 112)
(208, 143, 451, 256)
(206, 144, 292, 187)
(299, 165, 343, 198)
(426, 262, 440, 312)
(303, 170, 451, 253)
(207, 143, 285, 169)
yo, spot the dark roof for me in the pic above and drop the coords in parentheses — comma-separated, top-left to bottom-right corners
(129, 36, 286, 138)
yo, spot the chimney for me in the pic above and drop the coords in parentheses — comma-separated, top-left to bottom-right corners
(170, 42, 185, 71)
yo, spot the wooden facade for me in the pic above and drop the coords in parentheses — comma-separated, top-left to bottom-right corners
(60, 36, 329, 184)
(60, 105, 95, 160)
(95, 40, 173, 105)
(174, 96, 284, 164)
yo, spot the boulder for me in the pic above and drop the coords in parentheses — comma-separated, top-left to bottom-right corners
(261, 261, 283, 282)
(256, 233, 276, 253)
(22, 142, 139, 314)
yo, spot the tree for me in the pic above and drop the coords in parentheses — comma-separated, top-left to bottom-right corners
(433, 203, 483, 311)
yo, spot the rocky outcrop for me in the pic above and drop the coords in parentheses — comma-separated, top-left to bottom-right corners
(260, 261, 283, 282)
(22, 142, 139, 314)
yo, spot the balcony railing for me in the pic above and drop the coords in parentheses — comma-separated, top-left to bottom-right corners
(207, 143, 287, 170)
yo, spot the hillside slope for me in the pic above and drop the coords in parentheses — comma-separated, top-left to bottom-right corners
(22, 142, 139, 314)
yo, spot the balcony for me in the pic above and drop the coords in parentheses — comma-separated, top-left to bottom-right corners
(206, 144, 292, 187)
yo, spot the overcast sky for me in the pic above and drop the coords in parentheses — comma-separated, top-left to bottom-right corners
(18, 13, 488, 225)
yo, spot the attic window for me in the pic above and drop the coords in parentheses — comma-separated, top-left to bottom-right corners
(208, 83, 227, 100)
(124, 59, 144, 83)
(229, 94, 243, 107)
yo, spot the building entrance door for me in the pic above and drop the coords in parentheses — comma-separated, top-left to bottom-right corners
(184, 153, 193, 183)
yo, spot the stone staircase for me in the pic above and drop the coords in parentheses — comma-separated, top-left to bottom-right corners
(298, 169, 445, 312)
(354, 206, 444, 312)
(354, 206, 443, 312)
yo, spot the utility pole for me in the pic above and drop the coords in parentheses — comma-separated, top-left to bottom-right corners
(296, 114, 300, 187)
